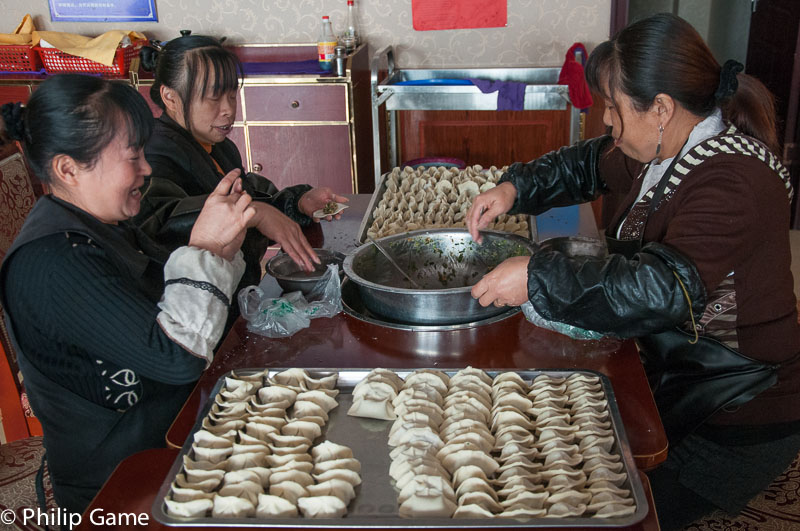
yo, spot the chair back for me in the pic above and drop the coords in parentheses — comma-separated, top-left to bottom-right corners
(0, 140, 43, 441)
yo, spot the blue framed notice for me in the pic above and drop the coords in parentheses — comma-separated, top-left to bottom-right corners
(49, 0, 158, 22)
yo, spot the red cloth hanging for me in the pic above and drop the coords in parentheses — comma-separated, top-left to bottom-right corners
(558, 43, 593, 111)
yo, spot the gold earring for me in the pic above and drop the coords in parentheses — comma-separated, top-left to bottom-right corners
(655, 124, 664, 157)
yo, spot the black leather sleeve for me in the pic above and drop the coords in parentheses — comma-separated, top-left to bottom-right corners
(527, 241, 707, 338)
(499, 135, 614, 215)
(241, 171, 313, 224)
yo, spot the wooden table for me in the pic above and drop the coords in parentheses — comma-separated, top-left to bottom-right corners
(167, 196, 668, 470)
(81, 195, 667, 528)
(77, 448, 661, 531)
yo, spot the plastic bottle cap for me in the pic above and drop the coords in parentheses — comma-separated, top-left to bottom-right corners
(322, 16, 329, 19)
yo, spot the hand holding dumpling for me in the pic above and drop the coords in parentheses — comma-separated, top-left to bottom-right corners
(298, 187, 349, 222)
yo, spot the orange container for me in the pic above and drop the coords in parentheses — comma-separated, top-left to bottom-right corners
(34, 39, 145, 76)
(0, 44, 43, 73)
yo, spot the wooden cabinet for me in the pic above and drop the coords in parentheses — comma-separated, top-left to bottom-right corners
(0, 43, 374, 194)
(398, 109, 571, 167)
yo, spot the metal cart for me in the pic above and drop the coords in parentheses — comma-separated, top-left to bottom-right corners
(370, 45, 580, 186)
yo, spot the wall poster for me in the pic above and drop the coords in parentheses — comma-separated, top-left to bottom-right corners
(412, 0, 507, 31)
(49, 0, 158, 22)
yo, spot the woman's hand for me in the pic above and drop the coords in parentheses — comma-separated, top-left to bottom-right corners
(190, 169, 255, 261)
(250, 202, 319, 271)
(466, 182, 517, 243)
(298, 187, 349, 222)
(471, 256, 531, 307)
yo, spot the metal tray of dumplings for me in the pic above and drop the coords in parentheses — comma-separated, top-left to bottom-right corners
(357, 172, 538, 245)
(152, 368, 648, 527)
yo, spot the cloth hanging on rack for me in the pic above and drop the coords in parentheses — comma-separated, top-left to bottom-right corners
(558, 42, 593, 111)
(468, 78, 526, 111)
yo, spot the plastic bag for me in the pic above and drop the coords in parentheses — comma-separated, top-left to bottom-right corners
(238, 264, 342, 338)
(521, 301, 605, 341)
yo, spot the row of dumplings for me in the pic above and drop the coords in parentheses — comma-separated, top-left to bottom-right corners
(164, 369, 363, 519)
(520, 373, 636, 518)
(366, 165, 529, 240)
(347, 367, 637, 520)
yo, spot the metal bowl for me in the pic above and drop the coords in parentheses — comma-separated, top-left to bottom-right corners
(343, 229, 537, 325)
(539, 236, 607, 259)
(266, 249, 345, 295)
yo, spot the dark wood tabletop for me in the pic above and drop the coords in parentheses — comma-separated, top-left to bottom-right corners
(77, 448, 661, 531)
(79, 195, 667, 529)
(166, 196, 668, 471)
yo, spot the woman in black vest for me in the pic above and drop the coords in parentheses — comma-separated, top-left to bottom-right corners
(0, 75, 253, 514)
(135, 34, 348, 301)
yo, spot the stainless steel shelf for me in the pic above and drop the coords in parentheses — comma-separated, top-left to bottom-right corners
(370, 46, 580, 186)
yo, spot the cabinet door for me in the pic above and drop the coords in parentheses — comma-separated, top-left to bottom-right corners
(398, 110, 570, 167)
(247, 125, 352, 193)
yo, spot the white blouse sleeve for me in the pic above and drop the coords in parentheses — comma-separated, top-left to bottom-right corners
(156, 246, 246, 365)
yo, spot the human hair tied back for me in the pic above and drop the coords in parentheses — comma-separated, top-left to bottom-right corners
(1, 102, 26, 142)
(139, 30, 241, 124)
(585, 13, 779, 153)
(0, 74, 153, 185)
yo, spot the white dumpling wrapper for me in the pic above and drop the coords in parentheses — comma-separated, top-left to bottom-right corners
(211, 495, 256, 518)
(255, 494, 298, 518)
(297, 496, 347, 518)
(347, 393, 396, 420)
(312, 441, 354, 462)
(164, 498, 213, 517)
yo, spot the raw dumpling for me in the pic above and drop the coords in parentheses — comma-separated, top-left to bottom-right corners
(164, 498, 213, 517)
(217, 480, 262, 505)
(269, 481, 308, 505)
(312, 441, 354, 462)
(211, 495, 256, 518)
(305, 478, 356, 504)
(297, 496, 347, 518)
(255, 494, 298, 518)
(347, 392, 396, 420)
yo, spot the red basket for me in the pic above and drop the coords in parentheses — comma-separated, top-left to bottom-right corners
(0, 44, 43, 73)
(34, 39, 145, 76)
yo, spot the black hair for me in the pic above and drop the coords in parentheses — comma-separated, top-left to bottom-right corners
(0, 74, 154, 185)
(585, 13, 778, 152)
(140, 33, 242, 125)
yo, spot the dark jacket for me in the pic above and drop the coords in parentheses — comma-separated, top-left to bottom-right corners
(0, 196, 202, 513)
(502, 132, 800, 427)
(135, 114, 313, 300)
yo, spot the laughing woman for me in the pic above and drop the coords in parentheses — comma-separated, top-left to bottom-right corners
(0, 75, 253, 514)
(136, 33, 348, 308)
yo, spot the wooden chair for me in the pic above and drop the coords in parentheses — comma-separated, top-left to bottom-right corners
(0, 139, 43, 443)
(0, 140, 57, 523)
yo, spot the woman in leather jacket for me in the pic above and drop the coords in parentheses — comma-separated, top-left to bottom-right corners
(0, 75, 253, 513)
(135, 33, 348, 299)
(467, 13, 800, 529)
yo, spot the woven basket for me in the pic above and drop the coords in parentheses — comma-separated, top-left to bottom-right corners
(34, 40, 145, 76)
(0, 44, 43, 73)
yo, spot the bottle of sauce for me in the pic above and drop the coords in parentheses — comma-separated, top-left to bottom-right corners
(342, 0, 361, 53)
(318, 16, 336, 71)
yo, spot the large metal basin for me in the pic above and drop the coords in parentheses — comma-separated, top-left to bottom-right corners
(343, 229, 536, 325)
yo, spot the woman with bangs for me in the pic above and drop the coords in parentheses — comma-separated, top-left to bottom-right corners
(0, 75, 253, 513)
(136, 34, 348, 311)
(466, 13, 799, 529)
